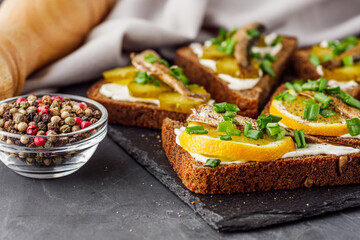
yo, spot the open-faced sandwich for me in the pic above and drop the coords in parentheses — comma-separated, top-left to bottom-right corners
(162, 96, 360, 194)
(292, 36, 360, 98)
(175, 22, 297, 118)
(87, 50, 213, 129)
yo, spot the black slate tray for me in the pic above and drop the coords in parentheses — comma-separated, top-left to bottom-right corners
(108, 125, 360, 232)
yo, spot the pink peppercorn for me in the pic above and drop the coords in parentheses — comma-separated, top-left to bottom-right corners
(26, 125, 38, 135)
(37, 105, 49, 114)
(80, 121, 92, 129)
(34, 135, 46, 146)
(51, 96, 64, 101)
(74, 117, 82, 126)
(77, 103, 86, 110)
(36, 99, 42, 104)
(16, 97, 27, 103)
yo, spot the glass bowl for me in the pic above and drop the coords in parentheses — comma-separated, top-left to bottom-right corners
(0, 94, 108, 179)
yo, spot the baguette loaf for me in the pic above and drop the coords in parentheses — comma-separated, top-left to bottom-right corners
(162, 118, 360, 194)
(87, 80, 188, 129)
(175, 37, 297, 118)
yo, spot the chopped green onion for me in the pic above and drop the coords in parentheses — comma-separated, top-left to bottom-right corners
(285, 82, 294, 91)
(260, 59, 276, 77)
(185, 125, 208, 135)
(256, 114, 282, 130)
(204, 159, 221, 168)
(346, 118, 360, 136)
(293, 82, 303, 93)
(225, 103, 240, 112)
(245, 129, 263, 140)
(293, 129, 306, 148)
(303, 103, 320, 121)
(325, 86, 340, 94)
(337, 91, 360, 110)
(158, 59, 169, 67)
(309, 53, 321, 66)
(150, 79, 162, 87)
(218, 121, 233, 132)
(314, 92, 333, 107)
(302, 99, 315, 105)
(229, 27, 237, 37)
(246, 29, 260, 38)
(225, 126, 241, 136)
(318, 78, 328, 92)
(219, 135, 232, 141)
(217, 38, 237, 55)
(302, 80, 319, 91)
(169, 66, 189, 85)
(134, 72, 149, 85)
(213, 102, 227, 113)
(271, 35, 283, 46)
(144, 53, 158, 64)
(224, 111, 237, 118)
(218, 28, 227, 41)
(342, 55, 354, 66)
(244, 121, 252, 135)
(265, 53, 277, 62)
(266, 122, 286, 140)
(322, 55, 333, 62)
(320, 109, 337, 118)
(283, 93, 297, 102)
(250, 51, 261, 59)
(344, 36, 358, 45)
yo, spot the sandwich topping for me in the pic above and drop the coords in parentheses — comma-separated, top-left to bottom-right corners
(190, 22, 282, 91)
(175, 102, 360, 166)
(99, 50, 212, 114)
(311, 36, 360, 87)
(269, 78, 360, 138)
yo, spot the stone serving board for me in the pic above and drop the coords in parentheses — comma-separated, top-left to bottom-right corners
(108, 125, 360, 232)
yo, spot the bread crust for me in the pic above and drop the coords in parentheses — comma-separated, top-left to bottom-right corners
(87, 80, 188, 129)
(292, 47, 360, 98)
(162, 118, 360, 194)
(175, 37, 297, 118)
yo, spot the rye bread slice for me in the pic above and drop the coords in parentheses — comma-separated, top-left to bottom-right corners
(174, 36, 297, 118)
(162, 118, 360, 194)
(292, 47, 360, 98)
(262, 83, 360, 148)
(87, 80, 188, 129)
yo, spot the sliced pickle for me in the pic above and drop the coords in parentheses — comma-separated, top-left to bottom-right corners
(311, 45, 334, 61)
(202, 45, 227, 60)
(323, 63, 360, 81)
(103, 66, 137, 81)
(128, 81, 172, 99)
(216, 58, 259, 78)
(104, 78, 133, 85)
(159, 93, 203, 114)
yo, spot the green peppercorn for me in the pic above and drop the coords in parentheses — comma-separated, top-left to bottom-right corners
(19, 101, 30, 109)
(60, 124, 71, 133)
(61, 111, 70, 119)
(14, 114, 25, 124)
(20, 136, 29, 144)
(84, 108, 93, 116)
(72, 125, 81, 132)
(65, 117, 75, 126)
(27, 95, 37, 103)
(9, 108, 18, 114)
(51, 115, 61, 124)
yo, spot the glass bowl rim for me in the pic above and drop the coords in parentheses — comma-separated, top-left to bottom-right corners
(0, 93, 108, 139)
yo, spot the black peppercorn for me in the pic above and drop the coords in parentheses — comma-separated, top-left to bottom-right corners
(3, 112, 12, 121)
(37, 122, 47, 131)
(42, 114, 50, 123)
(26, 111, 35, 121)
(33, 114, 42, 122)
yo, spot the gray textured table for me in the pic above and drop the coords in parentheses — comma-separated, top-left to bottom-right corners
(1, 82, 360, 240)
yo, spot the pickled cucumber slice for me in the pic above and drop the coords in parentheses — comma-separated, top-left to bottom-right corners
(128, 81, 172, 99)
(202, 45, 228, 60)
(216, 58, 260, 78)
(159, 92, 204, 114)
(103, 66, 137, 81)
(311, 45, 334, 61)
(323, 62, 360, 81)
(104, 78, 133, 85)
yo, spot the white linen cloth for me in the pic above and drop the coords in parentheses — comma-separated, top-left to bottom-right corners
(23, 0, 360, 92)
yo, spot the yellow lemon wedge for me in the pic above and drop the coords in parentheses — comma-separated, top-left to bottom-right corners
(179, 123, 295, 162)
(269, 96, 348, 136)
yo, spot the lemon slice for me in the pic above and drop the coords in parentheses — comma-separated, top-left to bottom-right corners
(269, 96, 348, 136)
(179, 123, 295, 161)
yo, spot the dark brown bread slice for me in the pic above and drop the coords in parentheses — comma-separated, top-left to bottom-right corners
(292, 47, 360, 98)
(87, 80, 188, 129)
(162, 118, 360, 194)
(175, 37, 297, 118)
(262, 83, 360, 148)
